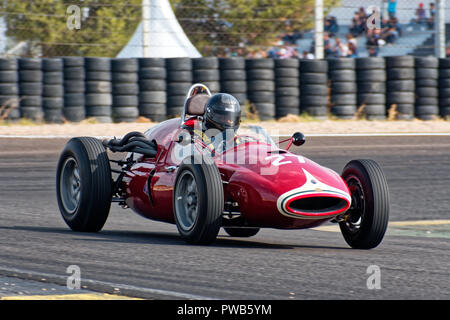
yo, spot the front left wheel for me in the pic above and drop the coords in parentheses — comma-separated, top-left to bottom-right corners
(56, 137, 112, 232)
(173, 155, 224, 245)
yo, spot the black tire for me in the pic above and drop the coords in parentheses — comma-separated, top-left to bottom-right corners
(0, 58, 18, 70)
(387, 92, 415, 104)
(220, 69, 246, 81)
(64, 93, 85, 107)
(42, 58, 63, 71)
(63, 107, 85, 122)
(339, 159, 389, 249)
(167, 70, 193, 83)
(385, 56, 414, 68)
(356, 57, 385, 70)
(173, 155, 223, 244)
(331, 105, 357, 116)
(329, 70, 356, 82)
(357, 93, 385, 105)
(415, 57, 438, 68)
(112, 106, 139, 118)
(275, 87, 300, 96)
(166, 58, 192, 71)
(330, 94, 356, 105)
(113, 95, 139, 107)
(139, 58, 165, 68)
(221, 81, 247, 93)
(247, 69, 275, 81)
(42, 85, 63, 97)
(275, 78, 299, 88)
(0, 71, 18, 83)
(111, 83, 137, 95)
(246, 59, 274, 69)
(112, 72, 138, 83)
(416, 87, 438, 98)
(87, 81, 113, 94)
(85, 93, 113, 106)
(85, 71, 112, 82)
(301, 95, 327, 106)
(167, 82, 192, 95)
(84, 57, 111, 71)
(111, 58, 138, 73)
(64, 67, 85, 80)
(219, 58, 245, 70)
(193, 69, 220, 81)
(331, 82, 357, 94)
(387, 68, 415, 80)
(43, 72, 64, 85)
(64, 80, 85, 93)
(300, 72, 327, 84)
(300, 60, 328, 73)
(86, 106, 112, 117)
(247, 80, 274, 92)
(327, 58, 355, 70)
(56, 137, 112, 232)
(386, 80, 414, 92)
(139, 79, 166, 91)
(248, 91, 275, 103)
(276, 96, 299, 108)
(358, 82, 385, 93)
(139, 103, 166, 115)
(274, 59, 299, 68)
(224, 227, 260, 237)
(275, 68, 298, 78)
(43, 97, 64, 109)
(416, 79, 438, 88)
(439, 58, 450, 68)
(19, 70, 43, 82)
(357, 70, 386, 82)
(193, 57, 219, 69)
(0, 83, 18, 95)
(18, 58, 41, 70)
(415, 68, 438, 79)
(139, 91, 167, 104)
(139, 67, 167, 80)
(63, 57, 84, 67)
(20, 106, 43, 120)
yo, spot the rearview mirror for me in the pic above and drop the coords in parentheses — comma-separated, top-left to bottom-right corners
(292, 132, 306, 147)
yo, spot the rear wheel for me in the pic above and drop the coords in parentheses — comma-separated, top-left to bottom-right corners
(56, 137, 112, 232)
(174, 155, 224, 245)
(224, 228, 260, 238)
(339, 159, 389, 249)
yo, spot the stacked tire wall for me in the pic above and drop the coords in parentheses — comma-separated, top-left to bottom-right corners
(246, 59, 275, 120)
(386, 56, 415, 120)
(2, 56, 450, 123)
(166, 58, 192, 118)
(63, 57, 85, 122)
(356, 57, 386, 120)
(138, 58, 166, 122)
(329, 58, 357, 119)
(300, 60, 328, 119)
(439, 58, 450, 120)
(219, 58, 247, 107)
(112, 58, 139, 122)
(85, 57, 112, 123)
(42, 58, 64, 123)
(415, 57, 439, 120)
(19, 58, 43, 121)
(275, 59, 300, 118)
(0, 58, 19, 121)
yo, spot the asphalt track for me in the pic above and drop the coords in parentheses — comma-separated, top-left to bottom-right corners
(0, 136, 449, 299)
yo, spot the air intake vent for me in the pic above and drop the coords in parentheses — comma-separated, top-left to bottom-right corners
(289, 196, 348, 214)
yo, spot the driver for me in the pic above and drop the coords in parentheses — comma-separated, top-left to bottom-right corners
(185, 93, 242, 153)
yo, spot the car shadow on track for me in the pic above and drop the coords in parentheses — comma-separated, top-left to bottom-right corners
(0, 225, 350, 250)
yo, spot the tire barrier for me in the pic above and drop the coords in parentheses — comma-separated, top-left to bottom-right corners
(415, 57, 439, 121)
(328, 58, 357, 120)
(19, 58, 43, 121)
(300, 59, 328, 119)
(193, 57, 220, 93)
(246, 59, 276, 121)
(356, 57, 386, 120)
(166, 58, 192, 118)
(385, 56, 415, 120)
(0, 58, 19, 121)
(1, 56, 450, 123)
(42, 58, 64, 123)
(438, 58, 450, 120)
(85, 57, 112, 123)
(111, 58, 139, 123)
(219, 57, 246, 107)
(63, 57, 85, 122)
(275, 59, 300, 118)
(138, 58, 167, 123)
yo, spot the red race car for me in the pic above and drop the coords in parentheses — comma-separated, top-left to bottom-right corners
(56, 84, 389, 249)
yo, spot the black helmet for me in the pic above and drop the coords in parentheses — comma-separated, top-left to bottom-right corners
(203, 93, 241, 131)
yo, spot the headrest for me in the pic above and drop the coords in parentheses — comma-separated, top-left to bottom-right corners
(186, 94, 210, 116)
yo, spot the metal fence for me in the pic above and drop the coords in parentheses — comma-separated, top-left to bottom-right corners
(0, 1, 448, 59)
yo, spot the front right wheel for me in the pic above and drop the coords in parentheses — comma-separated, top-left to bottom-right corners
(339, 159, 389, 249)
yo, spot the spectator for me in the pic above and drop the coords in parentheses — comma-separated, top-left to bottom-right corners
(334, 37, 348, 57)
(302, 51, 315, 59)
(428, 3, 435, 29)
(366, 28, 380, 56)
(388, 0, 397, 18)
(324, 16, 339, 37)
(350, 11, 364, 36)
(323, 32, 335, 58)
(346, 33, 358, 57)
(414, 3, 427, 24)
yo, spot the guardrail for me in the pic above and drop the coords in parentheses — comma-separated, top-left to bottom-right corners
(0, 57, 449, 123)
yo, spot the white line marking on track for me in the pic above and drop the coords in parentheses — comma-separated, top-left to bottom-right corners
(0, 266, 217, 300)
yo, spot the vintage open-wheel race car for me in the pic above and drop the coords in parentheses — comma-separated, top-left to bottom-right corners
(56, 84, 389, 249)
